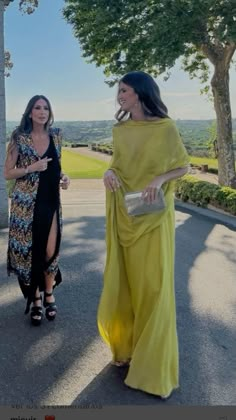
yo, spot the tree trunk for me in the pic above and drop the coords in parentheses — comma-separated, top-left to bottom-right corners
(0, 0, 9, 228)
(211, 64, 236, 188)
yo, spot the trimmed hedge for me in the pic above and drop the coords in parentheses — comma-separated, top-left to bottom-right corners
(90, 142, 113, 155)
(207, 167, 218, 174)
(70, 143, 88, 148)
(189, 163, 218, 175)
(175, 175, 236, 216)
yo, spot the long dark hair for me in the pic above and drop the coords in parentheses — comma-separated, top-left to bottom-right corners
(9, 95, 54, 150)
(115, 71, 169, 121)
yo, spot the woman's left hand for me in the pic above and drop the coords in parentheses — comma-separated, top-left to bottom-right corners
(60, 174, 70, 190)
(142, 176, 164, 204)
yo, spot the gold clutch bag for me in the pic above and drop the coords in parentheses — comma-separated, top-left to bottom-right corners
(124, 188, 166, 216)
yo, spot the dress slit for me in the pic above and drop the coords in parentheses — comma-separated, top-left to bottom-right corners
(24, 137, 62, 313)
(45, 210, 61, 270)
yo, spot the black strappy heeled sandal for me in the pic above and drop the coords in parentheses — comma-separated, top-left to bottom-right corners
(43, 291, 57, 321)
(30, 295, 43, 326)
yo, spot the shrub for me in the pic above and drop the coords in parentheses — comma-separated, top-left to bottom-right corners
(175, 176, 199, 202)
(175, 175, 236, 216)
(208, 167, 218, 174)
(226, 192, 236, 215)
(212, 187, 236, 215)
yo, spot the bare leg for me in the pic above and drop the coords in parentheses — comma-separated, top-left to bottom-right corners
(44, 212, 58, 317)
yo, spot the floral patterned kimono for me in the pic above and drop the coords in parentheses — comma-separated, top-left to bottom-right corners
(7, 127, 63, 313)
(97, 118, 189, 396)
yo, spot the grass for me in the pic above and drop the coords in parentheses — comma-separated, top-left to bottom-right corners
(61, 149, 219, 179)
(61, 148, 109, 178)
(189, 156, 218, 168)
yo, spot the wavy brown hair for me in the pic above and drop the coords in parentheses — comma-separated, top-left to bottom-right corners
(8, 95, 54, 152)
(115, 71, 169, 122)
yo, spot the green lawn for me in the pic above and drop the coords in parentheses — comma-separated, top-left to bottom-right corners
(61, 149, 109, 178)
(189, 156, 218, 168)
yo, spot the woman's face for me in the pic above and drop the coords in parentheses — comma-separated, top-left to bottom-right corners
(118, 82, 139, 113)
(29, 98, 50, 126)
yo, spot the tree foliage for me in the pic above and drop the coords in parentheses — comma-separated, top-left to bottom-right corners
(4, 50, 13, 76)
(3, 0, 39, 76)
(63, 0, 236, 187)
(63, 0, 236, 85)
(4, 0, 38, 13)
(18, 0, 38, 14)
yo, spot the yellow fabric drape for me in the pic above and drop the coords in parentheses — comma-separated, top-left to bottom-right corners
(97, 118, 189, 396)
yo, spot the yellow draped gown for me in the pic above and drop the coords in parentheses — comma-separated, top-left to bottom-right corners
(97, 118, 189, 396)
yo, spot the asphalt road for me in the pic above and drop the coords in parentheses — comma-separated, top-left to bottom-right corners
(0, 180, 235, 407)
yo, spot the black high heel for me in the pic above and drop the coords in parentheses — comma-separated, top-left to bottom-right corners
(43, 291, 57, 321)
(30, 295, 43, 326)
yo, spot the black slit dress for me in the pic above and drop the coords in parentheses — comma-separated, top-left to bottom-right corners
(25, 137, 62, 313)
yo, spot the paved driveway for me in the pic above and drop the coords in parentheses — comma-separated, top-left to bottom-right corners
(0, 179, 235, 406)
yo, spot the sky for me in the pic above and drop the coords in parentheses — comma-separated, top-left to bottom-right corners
(4, 0, 236, 122)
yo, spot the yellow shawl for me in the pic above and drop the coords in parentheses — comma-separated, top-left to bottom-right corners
(107, 118, 189, 247)
(98, 117, 189, 349)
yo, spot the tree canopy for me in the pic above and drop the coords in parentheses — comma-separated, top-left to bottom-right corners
(63, 0, 236, 85)
(63, 0, 236, 187)
(16, 0, 38, 14)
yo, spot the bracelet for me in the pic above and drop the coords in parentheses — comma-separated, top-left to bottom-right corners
(24, 167, 29, 175)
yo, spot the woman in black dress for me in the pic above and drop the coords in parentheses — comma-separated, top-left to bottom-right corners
(4, 95, 70, 325)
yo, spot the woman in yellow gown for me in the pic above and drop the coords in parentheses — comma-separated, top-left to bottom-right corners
(97, 71, 189, 398)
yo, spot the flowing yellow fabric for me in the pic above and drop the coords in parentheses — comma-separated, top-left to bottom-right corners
(97, 118, 189, 396)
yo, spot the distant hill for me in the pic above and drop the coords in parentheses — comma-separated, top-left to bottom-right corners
(6, 120, 114, 144)
(6, 119, 236, 156)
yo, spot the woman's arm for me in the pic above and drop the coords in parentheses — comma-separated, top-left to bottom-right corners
(4, 144, 24, 180)
(60, 172, 70, 189)
(4, 143, 53, 180)
(142, 166, 189, 203)
(56, 128, 70, 190)
(158, 166, 189, 185)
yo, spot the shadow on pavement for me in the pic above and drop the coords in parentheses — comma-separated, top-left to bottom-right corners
(0, 210, 235, 405)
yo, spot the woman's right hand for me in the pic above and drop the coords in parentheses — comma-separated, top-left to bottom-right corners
(103, 169, 121, 191)
(29, 157, 52, 173)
